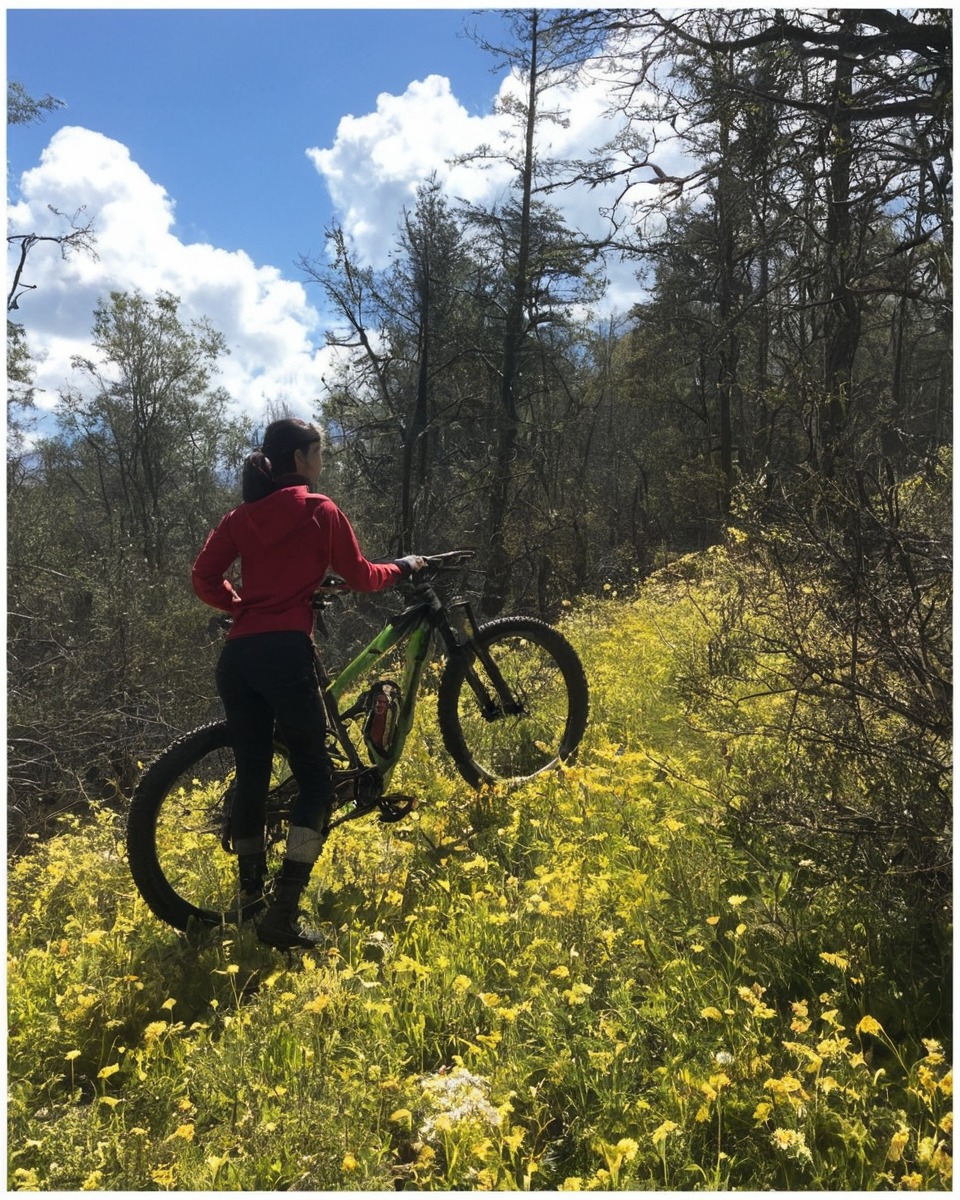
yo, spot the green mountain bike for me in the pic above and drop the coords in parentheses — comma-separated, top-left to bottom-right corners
(126, 551, 589, 931)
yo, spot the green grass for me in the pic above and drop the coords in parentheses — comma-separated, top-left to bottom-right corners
(7, 561, 952, 1190)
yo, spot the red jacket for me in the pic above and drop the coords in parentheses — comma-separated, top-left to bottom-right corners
(192, 485, 403, 639)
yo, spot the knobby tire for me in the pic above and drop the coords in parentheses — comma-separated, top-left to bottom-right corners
(437, 616, 588, 788)
(126, 722, 292, 931)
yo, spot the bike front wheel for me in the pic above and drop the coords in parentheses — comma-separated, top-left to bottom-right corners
(126, 722, 294, 931)
(438, 616, 589, 788)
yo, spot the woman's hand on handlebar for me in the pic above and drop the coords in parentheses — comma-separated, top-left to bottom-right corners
(397, 554, 428, 576)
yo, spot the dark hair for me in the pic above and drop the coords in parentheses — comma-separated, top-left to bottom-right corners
(242, 418, 321, 502)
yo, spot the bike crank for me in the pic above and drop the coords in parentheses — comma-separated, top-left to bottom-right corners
(328, 792, 418, 829)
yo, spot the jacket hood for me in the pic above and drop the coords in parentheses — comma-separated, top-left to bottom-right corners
(236, 485, 321, 547)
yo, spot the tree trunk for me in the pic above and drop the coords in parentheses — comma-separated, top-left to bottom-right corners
(481, 11, 540, 615)
(820, 18, 861, 474)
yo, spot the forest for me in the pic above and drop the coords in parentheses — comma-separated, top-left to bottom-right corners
(6, 8, 953, 1191)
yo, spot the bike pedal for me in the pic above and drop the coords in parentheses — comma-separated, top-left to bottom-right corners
(378, 795, 418, 823)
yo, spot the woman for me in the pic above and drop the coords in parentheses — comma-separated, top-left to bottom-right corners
(192, 418, 424, 949)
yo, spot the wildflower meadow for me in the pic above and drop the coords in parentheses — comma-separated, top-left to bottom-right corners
(7, 549, 952, 1190)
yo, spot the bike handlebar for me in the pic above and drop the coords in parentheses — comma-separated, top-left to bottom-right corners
(312, 549, 475, 603)
(418, 549, 476, 571)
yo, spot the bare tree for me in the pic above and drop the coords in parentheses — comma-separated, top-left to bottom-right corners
(7, 206, 98, 313)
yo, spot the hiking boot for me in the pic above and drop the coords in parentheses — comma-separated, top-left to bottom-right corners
(255, 859, 326, 950)
(256, 896, 327, 949)
(235, 850, 267, 922)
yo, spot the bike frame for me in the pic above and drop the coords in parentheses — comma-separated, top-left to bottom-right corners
(316, 588, 463, 794)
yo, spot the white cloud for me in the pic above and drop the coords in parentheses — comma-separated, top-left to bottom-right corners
(8, 63, 677, 438)
(8, 126, 334, 422)
(307, 74, 514, 267)
(307, 66, 655, 315)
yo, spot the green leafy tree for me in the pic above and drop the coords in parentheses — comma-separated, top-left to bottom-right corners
(462, 8, 607, 612)
(303, 179, 486, 559)
(7, 79, 64, 126)
(55, 290, 246, 571)
(8, 290, 250, 838)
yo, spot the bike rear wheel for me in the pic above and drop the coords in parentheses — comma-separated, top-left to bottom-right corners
(438, 617, 588, 788)
(126, 722, 294, 931)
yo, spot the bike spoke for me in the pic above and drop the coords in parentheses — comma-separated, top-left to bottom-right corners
(459, 637, 568, 777)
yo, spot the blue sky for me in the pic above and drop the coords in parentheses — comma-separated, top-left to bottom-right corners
(7, 5, 647, 424)
(8, 7, 505, 272)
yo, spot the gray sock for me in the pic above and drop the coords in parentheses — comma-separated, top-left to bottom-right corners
(285, 824, 326, 865)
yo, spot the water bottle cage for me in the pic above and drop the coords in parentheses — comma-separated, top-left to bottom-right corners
(362, 680, 402, 756)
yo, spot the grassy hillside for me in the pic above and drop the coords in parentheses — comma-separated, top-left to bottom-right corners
(8, 551, 952, 1191)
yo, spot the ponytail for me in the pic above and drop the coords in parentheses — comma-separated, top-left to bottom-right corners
(241, 418, 322, 503)
(241, 451, 277, 503)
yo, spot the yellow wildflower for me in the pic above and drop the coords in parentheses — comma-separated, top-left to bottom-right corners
(930, 1145, 951, 1182)
(887, 1129, 910, 1163)
(651, 1120, 678, 1147)
(856, 1015, 883, 1036)
(770, 1127, 812, 1162)
(562, 982, 593, 1006)
(765, 1075, 805, 1097)
(817, 1036, 851, 1059)
(819, 951, 849, 970)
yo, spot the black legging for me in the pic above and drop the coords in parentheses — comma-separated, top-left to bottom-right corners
(215, 630, 333, 846)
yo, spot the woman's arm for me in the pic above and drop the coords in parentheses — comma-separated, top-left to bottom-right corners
(192, 515, 242, 612)
(324, 503, 404, 592)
